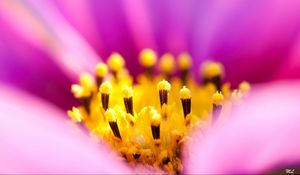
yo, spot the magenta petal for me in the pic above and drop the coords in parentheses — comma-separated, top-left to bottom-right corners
(274, 34, 300, 79)
(185, 81, 300, 174)
(0, 84, 131, 174)
(53, 0, 105, 54)
(0, 1, 101, 109)
(0, 1, 100, 78)
(0, 28, 75, 109)
(192, 0, 300, 84)
(121, 0, 156, 51)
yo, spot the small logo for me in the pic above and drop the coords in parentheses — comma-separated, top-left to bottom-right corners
(285, 168, 295, 175)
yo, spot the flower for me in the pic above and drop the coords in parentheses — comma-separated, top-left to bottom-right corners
(0, 0, 300, 174)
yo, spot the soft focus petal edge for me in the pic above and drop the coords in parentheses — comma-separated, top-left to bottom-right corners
(0, 83, 132, 174)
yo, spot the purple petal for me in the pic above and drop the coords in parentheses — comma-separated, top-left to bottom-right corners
(0, 1, 103, 109)
(0, 24, 74, 109)
(185, 80, 300, 174)
(89, 1, 136, 56)
(274, 33, 300, 79)
(89, 0, 300, 82)
(121, 0, 156, 51)
(0, 0, 100, 78)
(191, 0, 300, 85)
(53, 0, 105, 54)
(0, 83, 132, 174)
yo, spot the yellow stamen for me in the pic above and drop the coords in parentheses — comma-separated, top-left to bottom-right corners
(99, 82, 112, 110)
(95, 63, 108, 78)
(139, 48, 157, 68)
(212, 91, 224, 123)
(231, 89, 243, 104)
(157, 80, 171, 91)
(67, 107, 83, 122)
(106, 108, 117, 122)
(180, 86, 191, 99)
(158, 80, 171, 107)
(122, 86, 133, 98)
(159, 53, 175, 74)
(201, 61, 224, 79)
(71, 84, 84, 98)
(178, 52, 192, 70)
(68, 51, 250, 173)
(239, 81, 251, 95)
(106, 108, 122, 140)
(180, 86, 192, 118)
(150, 109, 161, 140)
(79, 72, 95, 94)
(212, 91, 224, 106)
(107, 53, 125, 72)
(123, 86, 134, 115)
(151, 111, 161, 127)
(100, 81, 112, 95)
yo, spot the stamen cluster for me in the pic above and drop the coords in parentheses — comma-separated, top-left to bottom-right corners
(68, 49, 250, 174)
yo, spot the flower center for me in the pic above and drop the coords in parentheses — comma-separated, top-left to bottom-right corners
(67, 49, 250, 174)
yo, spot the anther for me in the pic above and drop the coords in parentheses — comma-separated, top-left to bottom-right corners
(150, 110, 161, 140)
(71, 84, 84, 98)
(159, 53, 175, 81)
(100, 82, 112, 111)
(105, 109, 122, 140)
(180, 86, 192, 118)
(157, 80, 171, 107)
(122, 86, 134, 116)
(231, 89, 242, 105)
(139, 48, 157, 79)
(201, 61, 224, 91)
(212, 91, 224, 123)
(80, 73, 95, 92)
(107, 53, 125, 80)
(162, 157, 171, 165)
(133, 153, 141, 159)
(239, 81, 251, 96)
(159, 150, 170, 165)
(95, 63, 108, 87)
(178, 53, 192, 85)
(71, 84, 92, 114)
(79, 73, 95, 114)
(67, 107, 83, 122)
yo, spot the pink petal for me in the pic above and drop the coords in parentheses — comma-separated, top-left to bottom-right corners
(185, 80, 300, 174)
(0, 83, 131, 174)
(146, 0, 199, 55)
(0, 25, 75, 109)
(121, 0, 156, 51)
(274, 33, 300, 79)
(0, 0, 100, 79)
(192, 0, 300, 84)
(53, 0, 105, 54)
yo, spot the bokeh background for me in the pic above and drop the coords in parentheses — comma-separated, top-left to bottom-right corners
(0, 0, 300, 109)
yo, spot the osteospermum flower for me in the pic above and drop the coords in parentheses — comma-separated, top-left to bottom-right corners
(1, 0, 300, 174)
